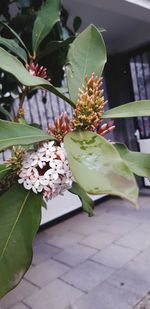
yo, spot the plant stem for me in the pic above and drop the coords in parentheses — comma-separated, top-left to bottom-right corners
(19, 87, 28, 109)
(15, 87, 28, 121)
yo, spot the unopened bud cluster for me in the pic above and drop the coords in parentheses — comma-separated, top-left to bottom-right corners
(28, 63, 47, 79)
(72, 73, 107, 131)
(18, 141, 73, 201)
(6, 146, 26, 173)
(48, 112, 72, 142)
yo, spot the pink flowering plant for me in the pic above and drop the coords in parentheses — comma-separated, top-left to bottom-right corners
(0, 0, 150, 299)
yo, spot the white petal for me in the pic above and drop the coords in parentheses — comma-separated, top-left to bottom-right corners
(32, 186, 37, 194)
(24, 180, 32, 190)
(52, 172, 59, 180)
(37, 185, 43, 192)
(40, 178, 49, 186)
(23, 162, 31, 168)
(18, 178, 24, 184)
(38, 161, 44, 169)
(34, 179, 40, 189)
(26, 168, 32, 177)
(49, 161, 56, 169)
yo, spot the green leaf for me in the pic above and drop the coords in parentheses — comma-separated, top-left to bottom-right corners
(73, 16, 82, 33)
(115, 143, 150, 179)
(0, 47, 74, 107)
(0, 164, 11, 179)
(0, 184, 42, 298)
(42, 199, 47, 209)
(69, 182, 94, 216)
(64, 131, 139, 206)
(0, 105, 12, 120)
(0, 37, 27, 63)
(66, 24, 107, 103)
(0, 22, 29, 56)
(0, 119, 52, 151)
(32, 0, 61, 53)
(37, 37, 74, 61)
(103, 100, 150, 119)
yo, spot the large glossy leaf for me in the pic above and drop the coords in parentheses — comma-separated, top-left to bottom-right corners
(103, 100, 150, 119)
(32, 0, 60, 53)
(0, 47, 74, 106)
(0, 164, 11, 179)
(0, 184, 42, 298)
(0, 37, 27, 63)
(115, 143, 150, 178)
(64, 131, 139, 206)
(66, 24, 107, 103)
(69, 182, 94, 216)
(0, 119, 51, 151)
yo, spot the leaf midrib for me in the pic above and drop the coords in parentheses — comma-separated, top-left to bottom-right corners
(0, 191, 30, 262)
(0, 134, 49, 143)
(34, 17, 59, 51)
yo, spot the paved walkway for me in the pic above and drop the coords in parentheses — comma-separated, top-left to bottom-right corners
(1, 193, 150, 309)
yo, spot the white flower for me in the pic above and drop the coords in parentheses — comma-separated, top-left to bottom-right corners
(18, 141, 73, 201)
(30, 152, 47, 169)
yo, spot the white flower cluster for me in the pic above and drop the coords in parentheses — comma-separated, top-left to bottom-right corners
(18, 141, 73, 201)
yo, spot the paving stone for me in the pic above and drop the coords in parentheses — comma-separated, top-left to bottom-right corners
(45, 231, 84, 249)
(134, 246, 150, 266)
(24, 279, 83, 309)
(53, 243, 97, 266)
(115, 228, 150, 251)
(0, 280, 38, 309)
(33, 231, 50, 246)
(98, 218, 138, 235)
(139, 223, 150, 234)
(25, 259, 69, 287)
(11, 303, 29, 309)
(80, 230, 120, 250)
(67, 220, 101, 236)
(124, 206, 150, 224)
(74, 281, 140, 309)
(61, 260, 114, 292)
(45, 221, 72, 237)
(32, 243, 60, 266)
(107, 260, 150, 296)
(97, 198, 134, 216)
(91, 243, 138, 268)
(89, 211, 125, 224)
(95, 198, 132, 219)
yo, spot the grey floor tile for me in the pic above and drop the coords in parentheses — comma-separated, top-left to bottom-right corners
(115, 227, 150, 251)
(61, 260, 114, 292)
(25, 259, 69, 287)
(66, 218, 101, 236)
(134, 246, 150, 266)
(33, 231, 50, 246)
(24, 279, 83, 309)
(96, 198, 134, 216)
(11, 303, 29, 309)
(80, 230, 120, 250)
(98, 218, 138, 235)
(32, 243, 60, 266)
(0, 280, 38, 309)
(107, 260, 150, 296)
(74, 281, 140, 309)
(45, 231, 84, 249)
(91, 243, 138, 268)
(53, 243, 97, 266)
